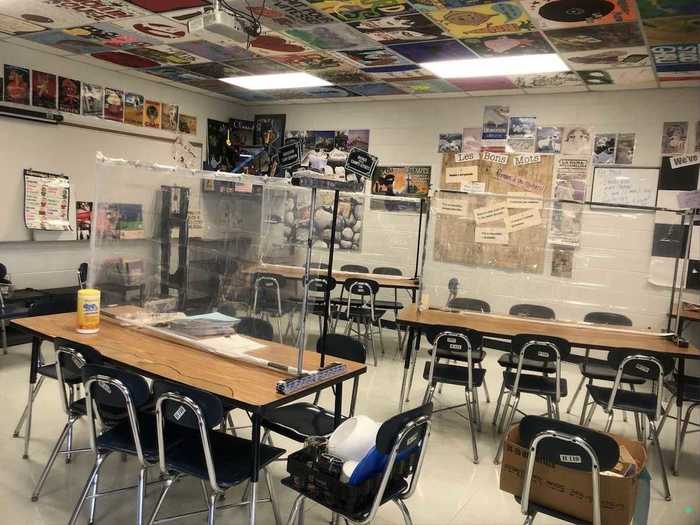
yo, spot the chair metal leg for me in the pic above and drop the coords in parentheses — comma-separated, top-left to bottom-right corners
(65, 387, 75, 464)
(367, 320, 378, 367)
(88, 465, 100, 525)
(248, 481, 258, 525)
(473, 386, 482, 432)
(578, 382, 592, 426)
(649, 419, 671, 501)
(24, 381, 36, 459)
(147, 478, 174, 525)
(14, 375, 45, 438)
(68, 453, 109, 525)
(297, 498, 305, 525)
(546, 397, 553, 419)
(405, 344, 417, 403)
(477, 362, 490, 403)
(465, 389, 479, 464)
(31, 416, 77, 501)
(583, 402, 597, 427)
(523, 514, 536, 524)
(672, 401, 685, 476)
(395, 499, 413, 525)
(492, 381, 506, 426)
(207, 493, 219, 525)
(566, 376, 585, 414)
(137, 466, 148, 525)
(497, 390, 514, 433)
(604, 410, 614, 433)
(495, 396, 519, 464)
(286, 494, 305, 525)
(1, 318, 7, 354)
(264, 467, 283, 525)
(276, 317, 283, 344)
(657, 395, 675, 436)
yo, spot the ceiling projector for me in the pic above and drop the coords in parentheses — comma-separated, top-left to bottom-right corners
(187, 6, 258, 43)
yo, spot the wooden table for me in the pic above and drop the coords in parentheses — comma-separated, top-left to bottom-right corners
(12, 312, 366, 524)
(396, 304, 700, 412)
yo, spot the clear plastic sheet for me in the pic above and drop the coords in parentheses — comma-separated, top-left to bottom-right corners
(422, 190, 691, 331)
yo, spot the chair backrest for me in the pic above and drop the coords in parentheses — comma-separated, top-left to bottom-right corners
(54, 338, 103, 414)
(316, 334, 367, 364)
(82, 363, 151, 464)
(0, 263, 7, 282)
(510, 334, 571, 402)
(424, 328, 482, 389)
(309, 262, 328, 269)
(509, 304, 555, 320)
(152, 380, 225, 492)
(373, 267, 402, 276)
(519, 416, 619, 525)
(606, 351, 674, 419)
(77, 263, 88, 288)
(343, 278, 379, 297)
(341, 264, 369, 274)
(236, 317, 274, 341)
(252, 273, 285, 313)
(307, 275, 336, 294)
(447, 297, 491, 312)
(584, 311, 632, 326)
(361, 403, 432, 522)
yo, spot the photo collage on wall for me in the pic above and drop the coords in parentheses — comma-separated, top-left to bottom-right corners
(284, 128, 371, 177)
(2, 62, 197, 137)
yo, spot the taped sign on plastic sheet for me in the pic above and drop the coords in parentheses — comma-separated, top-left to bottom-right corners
(670, 154, 699, 169)
(461, 181, 486, 193)
(494, 170, 545, 193)
(506, 208, 541, 232)
(455, 152, 479, 163)
(482, 151, 509, 164)
(475, 227, 508, 245)
(474, 203, 507, 224)
(507, 192, 542, 208)
(513, 154, 541, 166)
(437, 199, 467, 216)
(445, 165, 478, 183)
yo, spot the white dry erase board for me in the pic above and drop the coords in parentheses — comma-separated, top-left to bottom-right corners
(590, 167, 659, 208)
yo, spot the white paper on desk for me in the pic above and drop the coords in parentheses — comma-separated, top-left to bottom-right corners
(202, 335, 266, 358)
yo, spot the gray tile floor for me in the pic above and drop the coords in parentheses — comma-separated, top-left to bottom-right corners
(1, 336, 698, 525)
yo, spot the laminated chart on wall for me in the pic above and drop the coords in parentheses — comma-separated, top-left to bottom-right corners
(23, 169, 71, 231)
(648, 158, 700, 288)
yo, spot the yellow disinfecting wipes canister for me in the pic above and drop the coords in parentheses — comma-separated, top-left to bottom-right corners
(77, 288, 101, 334)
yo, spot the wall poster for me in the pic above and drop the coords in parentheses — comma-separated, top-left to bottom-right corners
(76, 201, 93, 240)
(24, 169, 71, 231)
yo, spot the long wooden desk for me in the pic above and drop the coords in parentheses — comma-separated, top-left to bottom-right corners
(396, 304, 700, 411)
(12, 312, 366, 524)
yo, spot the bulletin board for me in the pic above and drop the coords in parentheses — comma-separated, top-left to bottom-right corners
(434, 152, 554, 273)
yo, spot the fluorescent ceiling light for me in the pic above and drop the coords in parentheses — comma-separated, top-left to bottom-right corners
(220, 72, 331, 90)
(421, 54, 568, 79)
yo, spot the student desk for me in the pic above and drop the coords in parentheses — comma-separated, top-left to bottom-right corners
(395, 304, 700, 428)
(12, 312, 366, 524)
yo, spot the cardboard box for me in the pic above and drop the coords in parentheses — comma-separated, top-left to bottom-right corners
(499, 424, 648, 525)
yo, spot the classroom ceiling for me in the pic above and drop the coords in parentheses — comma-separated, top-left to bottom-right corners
(0, 0, 698, 104)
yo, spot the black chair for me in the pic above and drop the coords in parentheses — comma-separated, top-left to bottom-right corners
(340, 264, 369, 273)
(68, 364, 156, 525)
(289, 276, 338, 339)
(447, 297, 490, 312)
(262, 334, 366, 443)
(251, 272, 295, 343)
(566, 312, 640, 424)
(495, 334, 570, 464)
(582, 351, 674, 500)
(422, 328, 485, 463)
(31, 339, 105, 502)
(373, 267, 407, 350)
(334, 278, 385, 366)
(284, 403, 433, 525)
(77, 262, 89, 289)
(235, 317, 275, 341)
(0, 268, 13, 354)
(658, 374, 700, 476)
(148, 380, 285, 525)
(514, 416, 620, 525)
(492, 305, 557, 426)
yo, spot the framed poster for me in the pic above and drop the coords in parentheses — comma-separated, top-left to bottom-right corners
(372, 165, 431, 197)
(253, 113, 286, 153)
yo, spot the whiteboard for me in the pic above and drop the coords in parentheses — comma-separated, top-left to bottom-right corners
(590, 167, 659, 208)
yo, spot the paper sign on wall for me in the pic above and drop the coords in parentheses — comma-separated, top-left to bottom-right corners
(445, 165, 478, 183)
(24, 169, 71, 231)
(507, 192, 542, 208)
(461, 181, 486, 193)
(475, 227, 509, 245)
(482, 151, 509, 164)
(455, 152, 478, 163)
(506, 208, 541, 232)
(474, 203, 507, 224)
(514, 153, 541, 166)
(670, 154, 700, 169)
(437, 200, 467, 216)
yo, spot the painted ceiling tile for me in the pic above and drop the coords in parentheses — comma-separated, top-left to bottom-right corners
(271, 51, 345, 70)
(427, 3, 535, 38)
(651, 43, 700, 74)
(447, 76, 517, 90)
(285, 22, 381, 50)
(180, 61, 243, 78)
(221, 0, 333, 29)
(223, 58, 293, 74)
(144, 65, 209, 81)
(125, 0, 209, 13)
(128, 44, 208, 65)
(392, 78, 461, 93)
(306, 0, 417, 23)
(349, 13, 447, 45)
(20, 29, 112, 54)
(637, 0, 700, 19)
(642, 15, 700, 45)
(1, 0, 150, 29)
(520, 0, 637, 30)
(248, 31, 313, 56)
(460, 31, 553, 57)
(511, 70, 584, 89)
(91, 49, 161, 67)
(345, 81, 408, 95)
(563, 47, 651, 70)
(0, 14, 48, 35)
(63, 22, 160, 48)
(388, 38, 475, 61)
(545, 23, 645, 52)
(316, 67, 374, 84)
(580, 66, 658, 87)
(113, 15, 189, 42)
(336, 47, 412, 66)
(172, 39, 256, 61)
(362, 63, 436, 80)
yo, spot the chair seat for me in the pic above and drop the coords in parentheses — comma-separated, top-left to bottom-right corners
(337, 307, 387, 321)
(423, 362, 486, 388)
(373, 300, 404, 311)
(664, 376, 700, 403)
(579, 360, 646, 385)
(37, 363, 82, 384)
(497, 353, 556, 373)
(96, 413, 163, 460)
(262, 402, 345, 443)
(587, 385, 658, 418)
(281, 476, 408, 522)
(515, 496, 591, 525)
(166, 430, 285, 487)
(429, 348, 486, 364)
(255, 300, 296, 316)
(504, 372, 568, 398)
